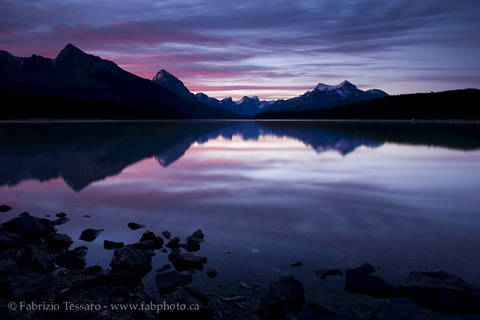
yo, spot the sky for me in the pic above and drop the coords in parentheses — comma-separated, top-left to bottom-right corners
(0, 0, 479, 100)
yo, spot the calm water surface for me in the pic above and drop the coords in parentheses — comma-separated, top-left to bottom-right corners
(1, 121, 479, 318)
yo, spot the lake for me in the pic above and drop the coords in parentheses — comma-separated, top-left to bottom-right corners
(1, 120, 480, 319)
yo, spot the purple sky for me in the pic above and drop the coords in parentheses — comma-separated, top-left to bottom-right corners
(1, 0, 479, 99)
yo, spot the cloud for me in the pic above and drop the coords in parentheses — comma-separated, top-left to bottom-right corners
(0, 0, 479, 97)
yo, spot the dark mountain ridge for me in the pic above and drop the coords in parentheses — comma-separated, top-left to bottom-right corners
(0, 44, 234, 119)
(256, 89, 480, 120)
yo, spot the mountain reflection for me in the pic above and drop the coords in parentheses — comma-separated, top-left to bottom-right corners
(0, 121, 478, 191)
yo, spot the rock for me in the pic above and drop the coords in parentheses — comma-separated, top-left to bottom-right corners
(164, 287, 213, 317)
(184, 286, 211, 304)
(56, 246, 88, 270)
(0, 258, 16, 276)
(256, 275, 305, 320)
(127, 222, 145, 230)
(155, 271, 193, 294)
(56, 212, 67, 218)
(401, 270, 480, 314)
(172, 253, 207, 271)
(345, 264, 400, 298)
(192, 229, 204, 240)
(52, 216, 70, 225)
(104, 240, 124, 250)
(79, 228, 103, 242)
(0, 205, 12, 212)
(139, 231, 163, 249)
(0, 229, 29, 250)
(83, 214, 91, 218)
(162, 231, 171, 239)
(206, 267, 218, 278)
(291, 262, 302, 267)
(165, 236, 181, 249)
(30, 245, 55, 273)
(110, 244, 154, 277)
(156, 264, 171, 273)
(356, 263, 375, 274)
(306, 302, 335, 317)
(220, 296, 244, 302)
(2, 212, 55, 239)
(0, 269, 50, 299)
(225, 250, 231, 254)
(160, 248, 168, 253)
(46, 233, 73, 251)
(183, 239, 201, 252)
(85, 265, 103, 274)
(314, 269, 344, 280)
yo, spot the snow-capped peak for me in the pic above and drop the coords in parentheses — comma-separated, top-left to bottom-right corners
(314, 83, 334, 91)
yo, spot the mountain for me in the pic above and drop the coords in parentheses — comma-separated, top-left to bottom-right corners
(152, 69, 196, 102)
(261, 80, 388, 113)
(0, 44, 233, 119)
(195, 93, 274, 115)
(195, 80, 386, 116)
(256, 89, 480, 120)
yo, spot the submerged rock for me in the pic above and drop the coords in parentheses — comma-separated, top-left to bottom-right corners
(0, 205, 12, 213)
(56, 246, 88, 270)
(2, 212, 55, 239)
(172, 253, 207, 271)
(314, 269, 344, 280)
(127, 222, 145, 230)
(56, 212, 67, 218)
(79, 228, 103, 242)
(155, 271, 193, 294)
(104, 240, 125, 250)
(344, 263, 400, 298)
(110, 244, 154, 277)
(401, 270, 480, 314)
(256, 275, 305, 320)
(206, 267, 218, 278)
(52, 216, 70, 226)
(291, 262, 302, 267)
(156, 264, 171, 273)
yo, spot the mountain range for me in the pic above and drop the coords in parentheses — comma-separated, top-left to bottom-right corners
(0, 43, 390, 119)
(1, 43, 478, 119)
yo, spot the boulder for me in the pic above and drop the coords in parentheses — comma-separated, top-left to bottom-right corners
(0, 230, 29, 250)
(46, 233, 73, 251)
(183, 239, 201, 252)
(256, 275, 305, 320)
(30, 245, 55, 273)
(291, 262, 302, 267)
(0, 258, 16, 276)
(139, 231, 163, 249)
(0, 269, 50, 299)
(79, 228, 103, 242)
(162, 231, 171, 239)
(2, 212, 55, 239)
(172, 253, 207, 271)
(401, 270, 480, 314)
(165, 236, 181, 249)
(56, 246, 88, 270)
(110, 244, 154, 277)
(56, 212, 67, 218)
(344, 264, 400, 298)
(104, 240, 124, 250)
(155, 271, 192, 294)
(0, 205, 12, 213)
(52, 216, 70, 225)
(127, 222, 145, 230)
